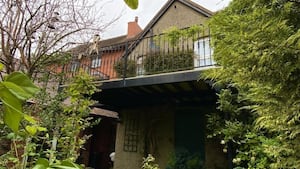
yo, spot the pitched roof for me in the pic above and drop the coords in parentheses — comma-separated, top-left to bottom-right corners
(68, 35, 127, 55)
(69, 0, 212, 57)
(139, 0, 213, 39)
(68, 34, 140, 56)
(123, 0, 213, 57)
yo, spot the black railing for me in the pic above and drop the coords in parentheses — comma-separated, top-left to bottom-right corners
(63, 28, 215, 81)
(63, 62, 110, 80)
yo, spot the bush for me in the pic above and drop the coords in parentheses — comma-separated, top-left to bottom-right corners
(142, 154, 160, 169)
(166, 149, 204, 169)
(144, 50, 193, 75)
(113, 58, 137, 78)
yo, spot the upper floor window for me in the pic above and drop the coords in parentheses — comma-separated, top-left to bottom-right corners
(70, 61, 79, 72)
(91, 56, 101, 68)
(194, 37, 214, 67)
(136, 56, 145, 76)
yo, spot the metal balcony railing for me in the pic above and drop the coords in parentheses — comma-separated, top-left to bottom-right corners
(63, 27, 215, 81)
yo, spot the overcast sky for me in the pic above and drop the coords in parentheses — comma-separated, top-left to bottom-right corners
(99, 0, 232, 39)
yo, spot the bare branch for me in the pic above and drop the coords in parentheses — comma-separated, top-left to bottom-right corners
(0, 0, 120, 77)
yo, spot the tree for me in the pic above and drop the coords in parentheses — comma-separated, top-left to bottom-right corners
(0, 0, 119, 78)
(203, 0, 300, 168)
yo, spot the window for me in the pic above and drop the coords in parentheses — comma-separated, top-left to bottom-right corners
(149, 29, 160, 51)
(91, 56, 101, 68)
(194, 37, 214, 67)
(123, 113, 139, 152)
(70, 61, 79, 72)
(136, 56, 145, 76)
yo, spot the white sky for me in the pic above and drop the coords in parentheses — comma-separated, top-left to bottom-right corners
(99, 0, 232, 39)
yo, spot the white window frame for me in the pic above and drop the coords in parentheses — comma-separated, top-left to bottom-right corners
(194, 37, 215, 67)
(91, 56, 101, 68)
(136, 56, 145, 76)
(70, 61, 79, 72)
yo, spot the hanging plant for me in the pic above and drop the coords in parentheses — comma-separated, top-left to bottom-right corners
(164, 27, 183, 47)
(184, 25, 204, 40)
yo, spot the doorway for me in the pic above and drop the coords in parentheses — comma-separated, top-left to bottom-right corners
(174, 107, 205, 167)
(88, 118, 117, 169)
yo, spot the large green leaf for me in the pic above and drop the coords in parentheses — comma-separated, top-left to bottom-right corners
(31, 164, 48, 169)
(3, 81, 32, 100)
(4, 71, 39, 96)
(32, 159, 82, 169)
(52, 160, 82, 169)
(0, 72, 39, 132)
(0, 83, 23, 132)
(24, 114, 37, 124)
(26, 125, 38, 135)
(32, 158, 49, 169)
(124, 0, 138, 9)
(52, 166, 80, 169)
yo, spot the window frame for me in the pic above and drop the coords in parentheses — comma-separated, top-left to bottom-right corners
(194, 37, 214, 67)
(91, 55, 102, 68)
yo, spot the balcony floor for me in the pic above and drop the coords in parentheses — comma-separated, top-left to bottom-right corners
(92, 66, 217, 109)
(97, 66, 216, 89)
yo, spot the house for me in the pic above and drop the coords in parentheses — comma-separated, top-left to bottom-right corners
(64, 0, 229, 169)
(59, 16, 142, 81)
(60, 18, 143, 168)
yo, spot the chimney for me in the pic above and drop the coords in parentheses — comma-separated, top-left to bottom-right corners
(127, 16, 142, 39)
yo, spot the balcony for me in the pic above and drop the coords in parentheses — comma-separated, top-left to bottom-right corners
(62, 27, 215, 89)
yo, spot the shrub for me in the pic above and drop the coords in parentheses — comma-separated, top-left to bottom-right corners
(142, 154, 160, 169)
(144, 50, 193, 75)
(166, 149, 204, 169)
(113, 58, 137, 78)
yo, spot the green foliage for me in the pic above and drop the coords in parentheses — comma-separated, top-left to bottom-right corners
(205, 88, 274, 169)
(113, 58, 137, 78)
(144, 51, 194, 75)
(164, 27, 184, 47)
(33, 71, 99, 163)
(57, 72, 98, 161)
(0, 69, 97, 168)
(141, 154, 160, 169)
(166, 149, 204, 169)
(185, 25, 203, 39)
(163, 25, 203, 47)
(203, 0, 300, 168)
(113, 25, 204, 77)
(0, 70, 39, 132)
(32, 158, 82, 169)
(124, 0, 138, 9)
(141, 25, 203, 75)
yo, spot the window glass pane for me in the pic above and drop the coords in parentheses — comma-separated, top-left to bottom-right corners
(194, 37, 214, 67)
(91, 57, 101, 68)
(70, 62, 79, 72)
(136, 56, 145, 76)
